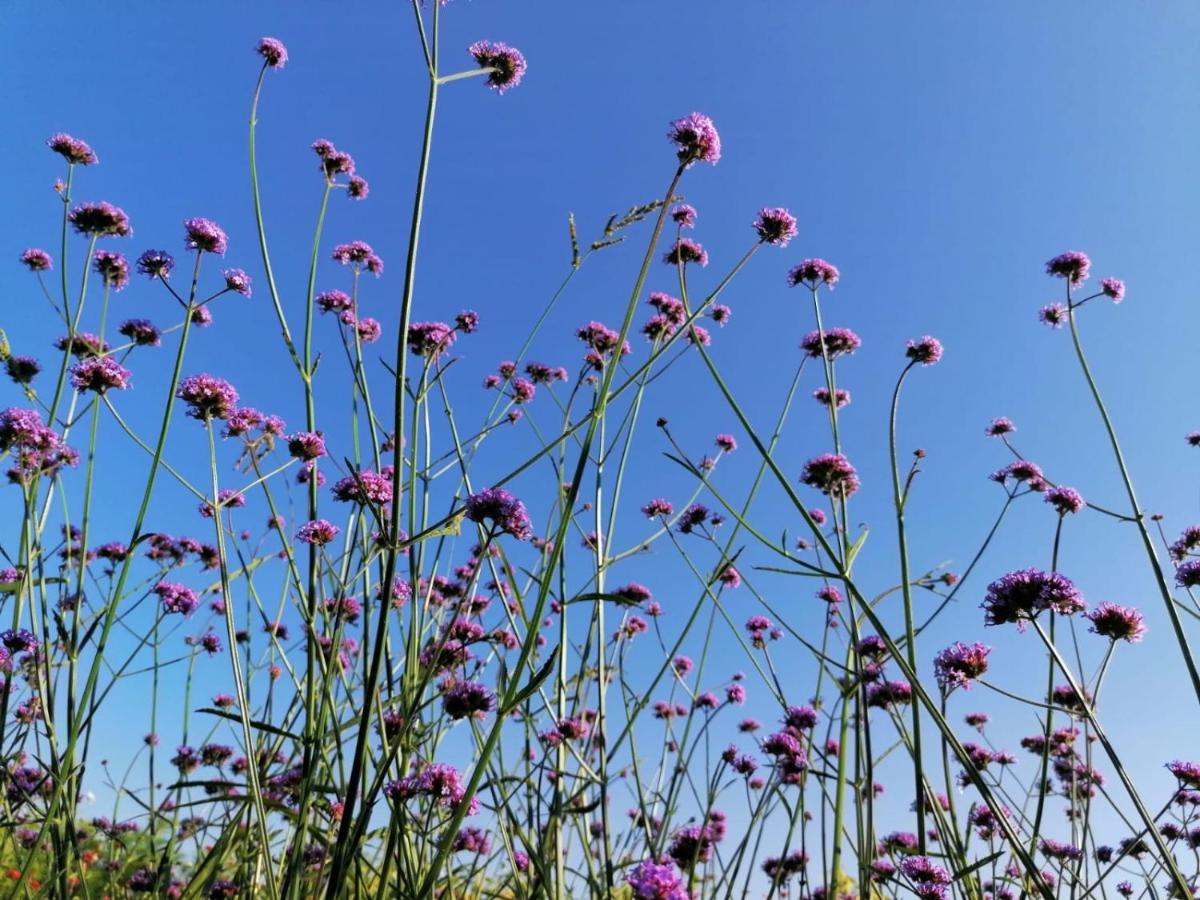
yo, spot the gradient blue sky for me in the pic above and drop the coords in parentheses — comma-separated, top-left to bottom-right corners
(4, 0, 1200, 863)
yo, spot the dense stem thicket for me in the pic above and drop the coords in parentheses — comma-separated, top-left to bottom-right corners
(3, 9, 1200, 900)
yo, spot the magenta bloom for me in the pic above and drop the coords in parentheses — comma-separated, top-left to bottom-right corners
(69, 202, 131, 237)
(986, 417, 1015, 437)
(407, 322, 457, 357)
(664, 238, 709, 267)
(297, 519, 340, 546)
(813, 387, 851, 409)
(223, 269, 252, 297)
(317, 290, 353, 314)
(287, 431, 326, 461)
(668, 112, 721, 166)
(93, 250, 129, 291)
(905, 335, 943, 366)
(1085, 602, 1146, 643)
(47, 133, 97, 165)
(183, 218, 228, 255)
(468, 40, 527, 93)
(800, 453, 860, 499)
(625, 859, 688, 900)
(788, 258, 840, 289)
(933, 641, 991, 691)
(753, 207, 798, 247)
(1176, 560, 1200, 588)
(1100, 276, 1125, 302)
(715, 433, 737, 452)
(312, 139, 356, 179)
(256, 37, 288, 69)
(1039, 303, 1068, 328)
(671, 204, 697, 228)
(442, 681, 495, 720)
(347, 175, 369, 200)
(800, 327, 860, 359)
(121, 319, 161, 348)
(1045, 250, 1091, 286)
(982, 568, 1086, 628)
(331, 240, 382, 274)
(642, 498, 673, 518)
(1045, 485, 1085, 515)
(331, 470, 393, 505)
(71, 357, 131, 394)
(177, 374, 239, 421)
(464, 487, 533, 541)
(20, 249, 53, 272)
(136, 249, 174, 279)
(155, 581, 199, 616)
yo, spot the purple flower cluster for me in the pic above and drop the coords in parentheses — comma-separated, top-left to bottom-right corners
(982, 568, 1085, 628)
(800, 327, 860, 359)
(464, 487, 533, 541)
(668, 112, 721, 166)
(799, 453, 860, 499)
(177, 374, 239, 421)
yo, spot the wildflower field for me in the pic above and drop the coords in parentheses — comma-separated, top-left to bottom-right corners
(3, 3, 1200, 898)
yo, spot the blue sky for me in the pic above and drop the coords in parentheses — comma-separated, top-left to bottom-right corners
(4, 0, 1200, 871)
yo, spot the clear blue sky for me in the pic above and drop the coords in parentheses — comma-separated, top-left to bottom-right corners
(4, 0, 1200, 861)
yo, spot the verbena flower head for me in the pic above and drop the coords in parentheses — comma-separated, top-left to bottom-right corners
(901, 856, 952, 899)
(788, 258, 840, 289)
(464, 487, 533, 541)
(1045, 250, 1091, 286)
(20, 248, 52, 272)
(800, 453, 860, 499)
(1045, 485, 1085, 515)
(47, 133, 97, 165)
(1085, 602, 1146, 642)
(1176, 560, 1200, 588)
(183, 218, 228, 255)
(407, 322, 456, 357)
(642, 498, 673, 518)
(442, 681, 495, 719)
(93, 250, 130, 290)
(154, 581, 199, 616)
(1039, 303, 1068, 328)
(331, 470, 392, 505)
(256, 37, 288, 69)
(312, 139, 356, 178)
(297, 519, 340, 546)
(136, 249, 174, 279)
(983, 568, 1085, 629)
(800, 327, 860, 359)
(69, 202, 131, 237)
(813, 387, 851, 409)
(1168, 761, 1200, 788)
(119, 319, 161, 347)
(468, 40, 527, 93)
(905, 336, 943, 366)
(933, 641, 990, 692)
(331, 240, 383, 274)
(625, 859, 688, 900)
(753, 207, 798, 247)
(177, 374, 239, 421)
(223, 269, 252, 296)
(664, 237, 709, 267)
(1101, 276, 1125, 302)
(6, 356, 40, 385)
(986, 416, 1015, 437)
(668, 112, 721, 166)
(71, 357, 131, 394)
(671, 204, 697, 228)
(347, 175, 369, 199)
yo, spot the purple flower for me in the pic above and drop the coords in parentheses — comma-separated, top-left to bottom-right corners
(0, 629, 38, 654)
(69, 202, 131, 237)
(800, 453, 860, 499)
(668, 112, 721, 166)
(464, 487, 533, 541)
(986, 417, 1015, 437)
(136, 249, 174, 279)
(313, 140, 356, 179)
(317, 290, 353, 314)
(407, 322, 457, 357)
(983, 568, 1085, 628)
(642, 498, 673, 518)
(867, 679, 913, 709)
(905, 335, 943, 366)
(671, 204, 697, 228)
(1085, 603, 1146, 643)
(813, 386, 851, 409)
(753, 207, 798, 247)
(177, 374, 239, 421)
(664, 237, 709, 267)
(442, 681, 495, 719)
(256, 37, 288, 69)
(347, 175, 369, 200)
(625, 859, 688, 900)
(715, 433, 737, 452)
(297, 519, 339, 546)
(47, 133, 97, 165)
(20, 249, 53, 272)
(1045, 485, 1085, 515)
(331, 240, 382, 274)
(287, 431, 327, 461)
(94, 250, 130, 290)
(118, 319, 162, 348)
(1168, 760, 1200, 788)
(900, 856, 951, 899)
(155, 582, 199, 616)
(1045, 250, 1091, 286)
(788, 258, 840, 289)
(331, 470, 393, 505)
(1101, 276, 1125, 302)
(223, 269, 252, 297)
(800, 327, 860, 359)
(1176, 560, 1200, 588)
(71, 357, 131, 394)
(183, 218, 228, 255)
(6, 356, 41, 385)
(933, 641, 991, 691)
(1039, 303, 1068, 328)
(468, 40, 527, 93)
